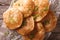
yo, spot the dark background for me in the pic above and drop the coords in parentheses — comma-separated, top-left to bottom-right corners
(0, 0, 60, 40)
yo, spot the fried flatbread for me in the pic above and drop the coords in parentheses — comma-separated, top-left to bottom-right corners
(33, 0, 49, 22)
(41, 10, 57, 32)
(16, 16, 34, 35)
(3, 8, 23, 30)
(13, 0, 34, 18)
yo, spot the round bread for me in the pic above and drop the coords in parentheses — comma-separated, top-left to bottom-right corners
(22, 22, 45, 40)
(41, 10, 57, 32)
(13, 0, 34, 18)
(33, 0, 49, 22)
(32, 23, 45, 40)
(3, 8, 23, 30)
(16, 16, 34, 35)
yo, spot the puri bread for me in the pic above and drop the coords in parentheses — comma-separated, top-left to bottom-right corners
(16, 16, 34, 35)
(13, 0, 34, 18)
(3, 8, 23, 30)
(41, 10, 57, 32)
(33, 0, 49, 22)
(32, 23, 45, 40)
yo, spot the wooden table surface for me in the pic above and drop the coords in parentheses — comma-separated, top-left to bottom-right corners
(0, 0, 60, 40)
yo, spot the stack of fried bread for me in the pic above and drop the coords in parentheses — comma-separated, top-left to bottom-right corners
(3, 0, 57, 40)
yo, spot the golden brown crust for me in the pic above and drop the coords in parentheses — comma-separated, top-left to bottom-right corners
(22, 23, 45, 40)
(33, 0, 49, 22)
(3, 8, 23, 30)
(41, 10, 57, 32)
(13, 0, 34, 18)
(16, 16, 34, 35)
